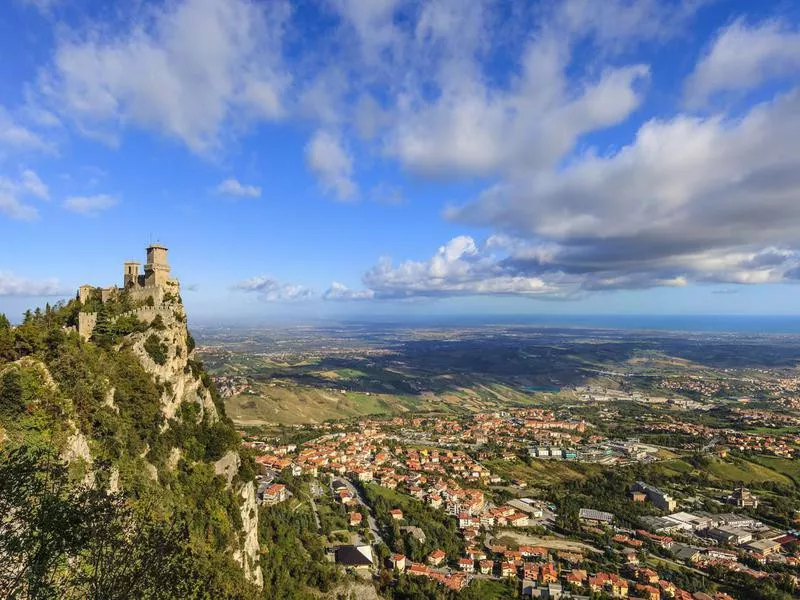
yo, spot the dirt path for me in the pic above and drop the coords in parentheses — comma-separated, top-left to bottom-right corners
(229, 417, 275, 426)
(493, 530, 602, 554)
(477, 383, 516, 404)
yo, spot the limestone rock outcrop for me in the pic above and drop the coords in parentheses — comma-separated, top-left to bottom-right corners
(233, 480, 263, 588)
(128, 310, 218, 423)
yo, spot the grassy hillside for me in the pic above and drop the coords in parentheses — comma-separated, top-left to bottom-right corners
(484, 456, 603, 486)
(703, 456, 793, 485)
(654, 455, 795, 486)
(225, 384, 428, 425)
(201, 348, 550, 425)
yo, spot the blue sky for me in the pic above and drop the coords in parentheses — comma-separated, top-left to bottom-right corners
(1, 0, 800, 323)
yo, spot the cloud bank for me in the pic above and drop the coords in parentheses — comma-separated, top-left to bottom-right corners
(0, 271, 68, 297)
(10, 0, 800, 302)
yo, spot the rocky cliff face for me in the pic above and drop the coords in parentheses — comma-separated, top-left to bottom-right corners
(125, 305, 263, 587)
(234, 480, 263, 587)
(128, 308, 218, 423)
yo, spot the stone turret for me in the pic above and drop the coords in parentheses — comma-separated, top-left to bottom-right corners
(144, 244, 171, 287)
(124, 261, 141, 288)
(78, 284, 94, 304)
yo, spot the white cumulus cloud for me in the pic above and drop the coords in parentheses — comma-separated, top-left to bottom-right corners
(305, 130, 357, 201)
(40, 0, 290, 153)
(362, 236, 565, 299)
(448, 87, 800, 290)
(214, 178, 261, 198)
(0, 107, 55, 154)
(685, 19, 800, 107)
(233, 276, 314, 301)
(0, 169, 49, 221)
(323, 281, 375, 301)
(63, 194, 118, 216)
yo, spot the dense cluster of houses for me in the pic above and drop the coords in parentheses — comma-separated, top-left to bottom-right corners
(240, 414, 799, 598)
(391, 537, 742, 599)
(398, 410, 588, 451)
(658, 377, 725, 397)
(210, 373, 248, 399)
(731, 407, 800, 428)
(641, 420, 798, 457)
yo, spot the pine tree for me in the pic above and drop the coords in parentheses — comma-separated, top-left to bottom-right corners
(92, 304, 113, 346)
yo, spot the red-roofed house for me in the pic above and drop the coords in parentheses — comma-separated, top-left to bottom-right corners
(566, 569, 587, 586)
(407, 563, 429, 577)
(391, 554, 406, 572)
(539, 562, 557, 584)
(635, 584, 660, 600)
(458, 557, 474, 573)
(262, 483, 287, 504)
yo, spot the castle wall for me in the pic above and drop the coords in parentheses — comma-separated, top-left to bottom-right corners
(118, 306, 176, 325)
(128, 285, 164, 305)
(100, 287, 119, 303)
(77, 305, 179, 341)
(78, 312, 97, 341)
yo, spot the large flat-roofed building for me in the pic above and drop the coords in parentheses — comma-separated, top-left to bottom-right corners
(662, 511, 712, 532)
(633, 481, 677, 512)
(707, 526, 753, 545)
(579, 508, 614, 527)
(744, 538, 781, 556)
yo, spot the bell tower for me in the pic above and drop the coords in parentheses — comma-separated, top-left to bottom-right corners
(123, 261, 141, 287)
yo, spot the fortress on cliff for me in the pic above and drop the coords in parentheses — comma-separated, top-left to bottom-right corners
(76, 244, 182, 340)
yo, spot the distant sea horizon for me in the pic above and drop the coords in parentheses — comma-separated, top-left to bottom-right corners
(341, 314, 800, 334)
(414, 314, 800, 334)
(195, 314, 800, 334)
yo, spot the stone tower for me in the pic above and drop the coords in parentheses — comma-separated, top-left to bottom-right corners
(124, 261, 141, 288)
(144, 244, 170, 287)
(78, 284, 94, 304)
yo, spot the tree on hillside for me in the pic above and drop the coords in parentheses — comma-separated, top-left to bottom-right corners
(0, 313, 16, 362)
(91, 304, 113, 347)
(0, 445, 214, 599)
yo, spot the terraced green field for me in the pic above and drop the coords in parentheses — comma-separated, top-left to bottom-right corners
(484, 457, 603, 486)
(225, 383, 429, 425)
(703, 456, 793, 485)
(749, 455, 800, 485)
(655, 459, 695, 476)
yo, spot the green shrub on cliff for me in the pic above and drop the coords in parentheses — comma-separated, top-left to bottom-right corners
(144, 333, 169, 365)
